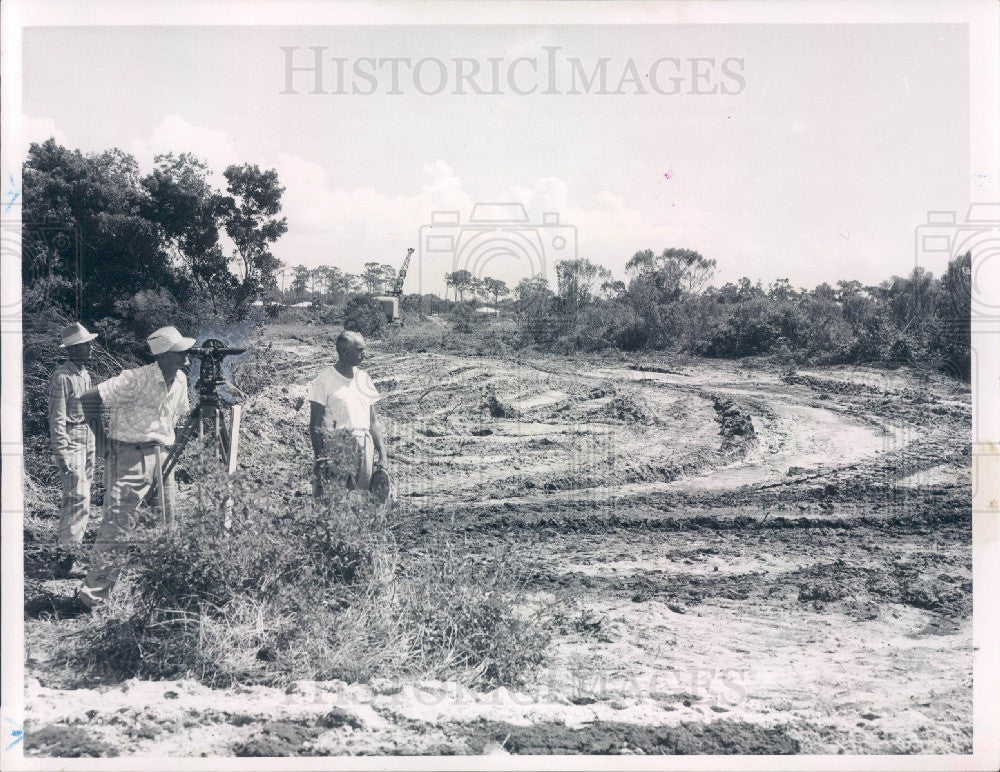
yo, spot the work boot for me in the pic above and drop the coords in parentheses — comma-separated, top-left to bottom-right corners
(71, 589, 94, 615)
(75, 585, 104, 613)
(53, 550, 77, 578)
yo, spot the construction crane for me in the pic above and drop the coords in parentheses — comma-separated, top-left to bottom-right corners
(375, 247, 414, 325)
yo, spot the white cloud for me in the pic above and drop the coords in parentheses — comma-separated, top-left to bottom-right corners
(20, 115, 68, 159)
(123, 116, 674, 288)
(130, 114, 240, 173)
(274, 154, 473, 240)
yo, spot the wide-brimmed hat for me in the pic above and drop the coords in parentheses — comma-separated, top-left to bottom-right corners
(58, 322, 98, 348)
(147, 326, 196, 356)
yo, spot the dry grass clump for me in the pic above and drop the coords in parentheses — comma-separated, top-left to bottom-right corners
(72, 451, 551, 689)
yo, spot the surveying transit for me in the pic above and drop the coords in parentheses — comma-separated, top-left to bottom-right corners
(160, 338, 247, 481)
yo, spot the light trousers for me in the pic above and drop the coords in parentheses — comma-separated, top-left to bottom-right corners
(79, 439, 175, 607)
(54, 423, 95, 550)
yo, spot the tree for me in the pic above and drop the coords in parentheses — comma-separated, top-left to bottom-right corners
(514, 275, 556, 344)
(222, 164, 288, 308)
(938, 251, 971, 320)
(22, 139, 172, 318)
(935, 251, 971, 379)
(480, 276, 510, 308)
(556, 258, 611, 313)
(884, 267, 936, 334)
(290, 265, 311, 300)
(468, 276, 483, 303)
(445, 269, 474, 301)
(379, 264, 397, 295)
(626, 247, 717, 300)
(142, 153, 233, 309)
(310, 265, 347, 303)
(515, 275, 553, 314)
(343, 294, 387, 338)
(600, 279, 626, 300)
(767, 278, 798, 302)
(362, 262, 384, 294)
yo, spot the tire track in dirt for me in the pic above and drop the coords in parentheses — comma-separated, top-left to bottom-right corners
(391, 356, 898, 513)
(24, 330, 971, 756)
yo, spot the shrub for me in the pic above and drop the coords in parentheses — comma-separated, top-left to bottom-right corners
(471, 320, 521, 356)
(72, 452, 551, 689)
(384, 539, 552, 686)
(343, 294, 387, 338)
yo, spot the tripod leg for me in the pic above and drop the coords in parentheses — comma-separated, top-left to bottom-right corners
(228, 405, 242, 475)
(153, 446, 169, 525)
(217, 408, 230, 463)
(161, 407, 200, 480)
(147, 407, 200, 508)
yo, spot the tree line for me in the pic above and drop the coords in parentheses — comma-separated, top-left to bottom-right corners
(504, 249, 971, 379)
(282, 262, 400, 304)
(23, 139, 287, 327)
(21, 138, 971, 381)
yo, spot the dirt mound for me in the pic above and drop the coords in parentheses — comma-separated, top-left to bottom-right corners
(711, 396, 755, 439)
(469, 719, 800, 754)
(628, 362, 687, 376)
(793, 559, 972, 625)
(483, 387, 518, 418)
(603, 391, 653, 424)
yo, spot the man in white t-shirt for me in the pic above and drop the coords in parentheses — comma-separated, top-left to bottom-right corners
(308, 331, 386, 495)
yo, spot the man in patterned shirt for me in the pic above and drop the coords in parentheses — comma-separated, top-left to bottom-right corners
(77, 325, 195, 609)
(48, 322, 100, 576)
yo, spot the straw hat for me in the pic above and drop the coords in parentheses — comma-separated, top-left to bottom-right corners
(58, 322, 98, 348)
(146, 326, 196, 356)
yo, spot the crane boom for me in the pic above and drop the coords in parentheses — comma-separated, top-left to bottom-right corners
(390, 247, 415, 297)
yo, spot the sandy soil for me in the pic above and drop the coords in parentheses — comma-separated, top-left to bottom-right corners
(23, 325, 972, 756)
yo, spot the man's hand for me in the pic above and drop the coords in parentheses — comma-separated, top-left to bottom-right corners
(53, 451, 73, 474)
(92, 419, 108, 459)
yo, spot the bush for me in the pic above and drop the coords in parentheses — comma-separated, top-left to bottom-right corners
(385, 539, 551, 686)
(470, 320, 521, 356)
(343, 294, 387, 338)
(450, 303, 477, 334)
(72, 452, 551, 689)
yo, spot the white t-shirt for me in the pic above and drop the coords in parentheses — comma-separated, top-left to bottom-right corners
(308, 366, 381, 433)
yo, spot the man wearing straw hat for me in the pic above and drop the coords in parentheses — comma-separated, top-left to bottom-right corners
(77, 325, 194, 609)
(48, 322, 100, 576)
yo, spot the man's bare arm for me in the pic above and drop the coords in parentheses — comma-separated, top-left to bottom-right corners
(79, 388, 107, 454)
(370, 404, 387, 464)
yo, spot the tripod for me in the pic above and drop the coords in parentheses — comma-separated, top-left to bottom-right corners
(161, 384, 243, 479)
(147, 339, 246, 509)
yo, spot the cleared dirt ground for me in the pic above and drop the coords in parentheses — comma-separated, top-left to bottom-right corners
(24, 323, 972, 756)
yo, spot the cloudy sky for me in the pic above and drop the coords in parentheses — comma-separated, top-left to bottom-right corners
(21, 23, 969, 295)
